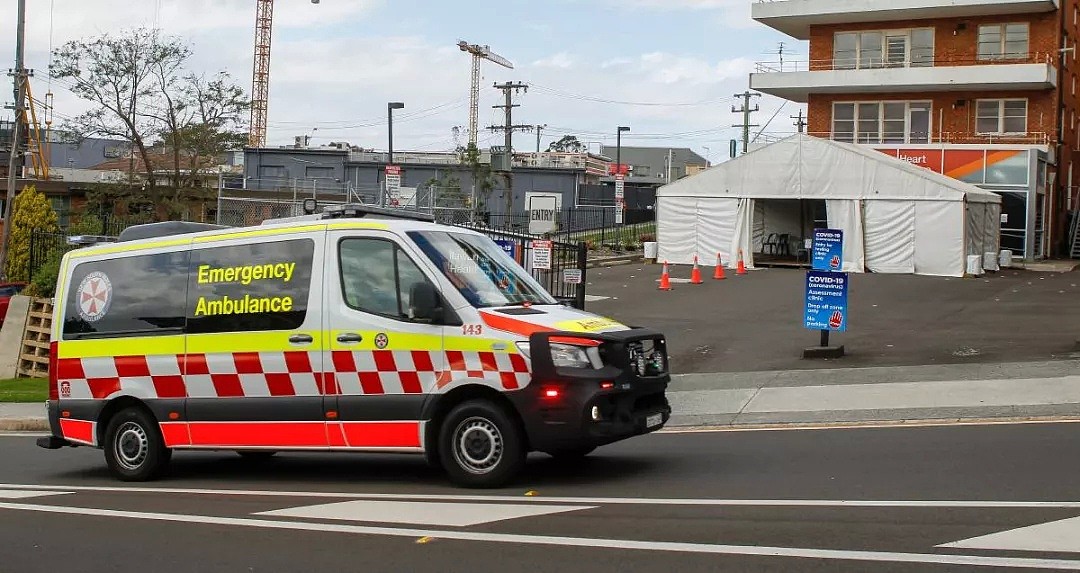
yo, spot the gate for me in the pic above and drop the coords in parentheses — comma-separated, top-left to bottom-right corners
(462, 226, 588, 310)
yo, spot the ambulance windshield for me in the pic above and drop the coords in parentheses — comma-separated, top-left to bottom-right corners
(408, 231, 558, 308)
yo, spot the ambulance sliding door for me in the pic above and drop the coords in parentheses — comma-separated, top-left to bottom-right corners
(182, 233, 326, 449)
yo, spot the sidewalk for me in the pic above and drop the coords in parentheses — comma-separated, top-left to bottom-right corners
(3, 360, 1080, 432)
(668, 359, 1080, 427)
(0, 403, 47, 431)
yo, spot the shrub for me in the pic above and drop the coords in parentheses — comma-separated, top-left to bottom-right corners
(4, 185, 60, 282)
(639, 233, 656, 243)
(25, 249, 63, 298)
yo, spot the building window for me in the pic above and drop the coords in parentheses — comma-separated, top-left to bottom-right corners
(977, 23, 1029, 60)
(305, 166, 334, 179)
(975, 99, 1027, 134)
(833, 29, 933, 69)
(258, 165, 287, 178)
(832, 101, 932, 144)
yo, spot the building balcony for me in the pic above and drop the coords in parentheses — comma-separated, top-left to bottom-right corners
(751, 0, 1058, 40)
(749, 55, 1057, 102)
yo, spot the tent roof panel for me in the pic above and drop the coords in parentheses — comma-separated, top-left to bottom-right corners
(657, 134, 1002, 204)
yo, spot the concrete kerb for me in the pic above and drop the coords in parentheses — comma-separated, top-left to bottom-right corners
(0, 419, 48, 432)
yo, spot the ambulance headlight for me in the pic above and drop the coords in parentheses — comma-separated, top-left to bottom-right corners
(550, 343, 594, 369)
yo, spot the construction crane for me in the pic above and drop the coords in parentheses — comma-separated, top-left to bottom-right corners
(249, 0, 319, 149)
(457, 41, 513, 148)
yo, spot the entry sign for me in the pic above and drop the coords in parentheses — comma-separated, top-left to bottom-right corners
(385, 165, 402, 206)
(531, 240, 553, 270)
(811, 228, 844, 271)
(804, 270, 848, 332)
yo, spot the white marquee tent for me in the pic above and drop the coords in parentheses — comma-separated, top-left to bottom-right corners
(656, 134, 1001, 277)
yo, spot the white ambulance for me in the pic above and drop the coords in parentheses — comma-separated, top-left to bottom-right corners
(37, 205, 671, 487)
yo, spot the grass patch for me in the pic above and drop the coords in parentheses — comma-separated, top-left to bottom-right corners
(0, 378, 48, 403)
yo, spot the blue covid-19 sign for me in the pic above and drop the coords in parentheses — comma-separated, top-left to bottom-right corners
(811, 228, 844, 271)
(804, 270, 848, 332)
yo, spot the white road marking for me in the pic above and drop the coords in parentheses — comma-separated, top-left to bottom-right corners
(0, 501, 1078, 569)
(1, 483, 1079, 509)
(0, 489, 71, 499)
(583, 295, 610, 302)
(660, 418, 1080, 433)
(940, 516, 1080, 554)
(257, 500, 593, 527)
(0, 433, 48, 437)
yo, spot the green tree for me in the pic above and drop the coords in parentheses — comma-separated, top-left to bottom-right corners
(4, 185, 60, 282)
(547, 135, 586, 153)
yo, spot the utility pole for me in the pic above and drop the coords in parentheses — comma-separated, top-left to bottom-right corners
(731, 91, 761, 155)
(791, 109, 807, 133)
(1, 0, 28, 281)
(489, 81, 530, 215)
(534, 124, 547, 152)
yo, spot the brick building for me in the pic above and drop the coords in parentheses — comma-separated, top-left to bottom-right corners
(750, 0, 1079, 259)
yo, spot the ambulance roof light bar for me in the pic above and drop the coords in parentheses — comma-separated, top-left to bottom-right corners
(319, 203, 436, 223)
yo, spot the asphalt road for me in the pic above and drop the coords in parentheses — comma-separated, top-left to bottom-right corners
(2, 422, 1080, 571)
(585, 265, 1080, 373)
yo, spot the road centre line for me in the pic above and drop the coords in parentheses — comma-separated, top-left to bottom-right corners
(0, 501, 1078, 570)
(2, 483, 1080, 509)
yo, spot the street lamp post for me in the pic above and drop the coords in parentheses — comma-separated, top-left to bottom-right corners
(387, 102, 404, 165)
(616, 126, 630, 177)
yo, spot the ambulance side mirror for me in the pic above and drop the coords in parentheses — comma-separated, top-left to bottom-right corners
(409, 281, 441, 323)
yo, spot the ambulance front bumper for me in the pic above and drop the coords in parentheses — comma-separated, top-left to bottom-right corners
(510, 329, 672, 453)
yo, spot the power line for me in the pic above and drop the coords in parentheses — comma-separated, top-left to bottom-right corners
(529, 83, 735, 107)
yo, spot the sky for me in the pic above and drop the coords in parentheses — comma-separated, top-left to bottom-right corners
(2, 0, 803, 164)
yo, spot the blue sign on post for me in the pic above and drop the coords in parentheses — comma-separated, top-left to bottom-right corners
(804, 270, 848, 332)
(811, 228, 844, 271)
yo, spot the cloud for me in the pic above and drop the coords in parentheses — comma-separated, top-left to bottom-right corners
(532, 52, 576, 69)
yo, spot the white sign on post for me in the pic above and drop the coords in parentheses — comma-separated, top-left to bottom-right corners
(614, 174, 625, 224)
(563, 268, 582, 284)
(531, 240, 553, 270)
(388, 164, 406, 206)
(527, 193, 561, 235)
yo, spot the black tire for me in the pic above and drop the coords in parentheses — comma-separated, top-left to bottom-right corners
(544, 446, 596, 461)
(103, 407, 171, 481)
(236, 451, 277, 461)
(438, 400, 526, 488)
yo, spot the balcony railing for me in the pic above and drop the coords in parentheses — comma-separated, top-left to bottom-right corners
(806, 131, 1052, 145)
(754, 53, 1053, 73)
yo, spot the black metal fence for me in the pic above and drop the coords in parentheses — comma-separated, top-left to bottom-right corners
(433, 206, 655, 246)
(459, 225, 588, 309)
(28, 231, 80, 280)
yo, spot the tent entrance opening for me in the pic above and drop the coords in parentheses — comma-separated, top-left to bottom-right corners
(753, 199, 826, 268)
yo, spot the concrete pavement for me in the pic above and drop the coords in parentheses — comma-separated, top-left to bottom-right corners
(668, 359, 1080, 427)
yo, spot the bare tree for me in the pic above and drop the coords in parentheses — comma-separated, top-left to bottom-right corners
(50, 28, 190, 203)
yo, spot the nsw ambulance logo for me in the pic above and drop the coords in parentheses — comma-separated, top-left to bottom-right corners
(77, 271, 112, 322)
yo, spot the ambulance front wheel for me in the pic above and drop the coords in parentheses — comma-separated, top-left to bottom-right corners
(439, 400, 526, 488)
(103, 407, 171, 481)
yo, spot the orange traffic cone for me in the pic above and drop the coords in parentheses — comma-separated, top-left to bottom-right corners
(713, 253, 726, 280)
(736, 249, 747, 275)
(658, 261, 673, 291)
(690, 255, 703, 284)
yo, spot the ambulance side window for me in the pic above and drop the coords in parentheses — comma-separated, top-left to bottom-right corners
(62, 251, 190, 339)
(339, 238, 430, 320)
(186, 239, 314, 334)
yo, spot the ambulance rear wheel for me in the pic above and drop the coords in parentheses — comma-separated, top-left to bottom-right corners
(103, 407, 170, 482)
(439, 400, 525, 488)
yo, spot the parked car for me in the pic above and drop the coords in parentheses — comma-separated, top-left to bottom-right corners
(0, 282, 27, 327)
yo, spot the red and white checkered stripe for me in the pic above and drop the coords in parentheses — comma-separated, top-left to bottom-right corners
(55, 349, 532, 400)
